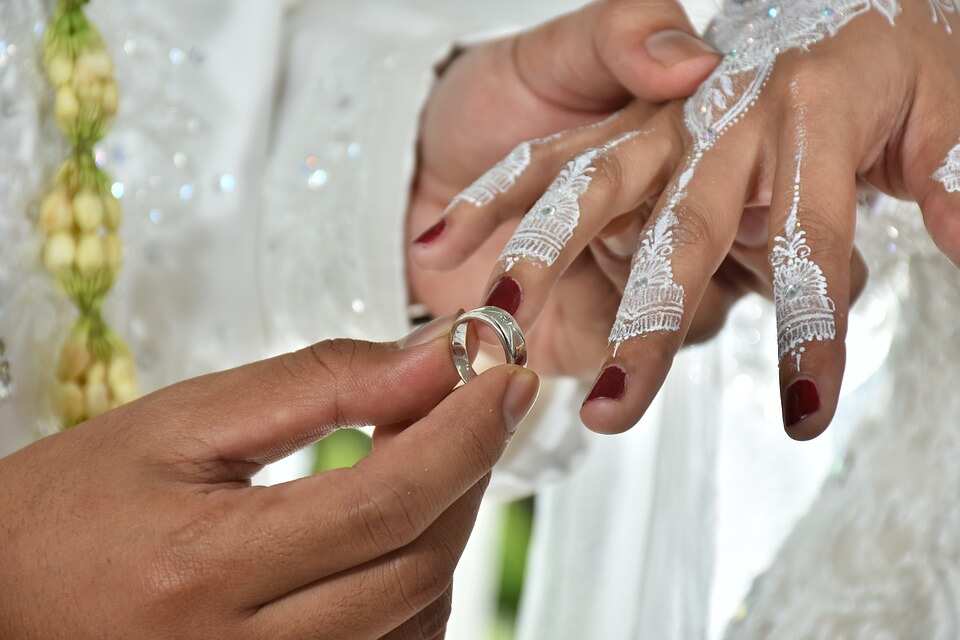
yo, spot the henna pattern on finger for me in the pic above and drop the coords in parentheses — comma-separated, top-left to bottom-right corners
(448, 111, 626, 211)
(930, 0, 960, 33)
(771, 104, 837, 370)
(933, 139, 960, 192)
(608, 0, 900, 353)
(499, 131, 640, 271)
(451, 142, 533, 209)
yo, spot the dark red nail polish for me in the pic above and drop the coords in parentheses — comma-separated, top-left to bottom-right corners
(784, 379, 820, 427)
(584, 366, 627, 403)
(414, 219, 446, 245)
(485, 276, 522, 316)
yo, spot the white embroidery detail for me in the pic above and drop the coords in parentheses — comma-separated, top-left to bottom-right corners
(500, 132, 639, 271)
(451, 142, 532, 208)
(933, 139, 960, 192)
(771, 110, 837, 370)
(930, 0, 960, 33)
(609, 0, 898, 351)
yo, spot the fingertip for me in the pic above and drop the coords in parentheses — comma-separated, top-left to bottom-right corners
(579, 401, 636, 435)
(580, 364, 646, 434)
(621, 33, 720, 102)
(413, 218, 448, 246)
(501, 366, 541, 433)
(782, 377, 833, 441)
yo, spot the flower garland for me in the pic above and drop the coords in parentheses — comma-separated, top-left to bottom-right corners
(39, 0, 138, 428)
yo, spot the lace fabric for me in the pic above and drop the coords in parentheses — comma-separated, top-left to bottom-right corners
(725, 246, 960, 640)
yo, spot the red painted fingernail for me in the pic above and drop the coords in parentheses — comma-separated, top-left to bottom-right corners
(414, 219, 446, 245)
(584, 366, 627, 403)
(484, 276, 522, 316)
(784, 379, 820, 427)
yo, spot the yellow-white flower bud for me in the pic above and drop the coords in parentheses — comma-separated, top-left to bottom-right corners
(58, 335, 92, 382)
(104, 234, 122, 271)
(72, 55, 99, 89)
(73, 190, 104, 231)
(57, 382, 86, 424)
(76, 233, 105, 274)
(43, 232, 76, 273)
(84, 380, 110, 418)
(46, 54, 74, 87)
(39, 189, 74, 234)
(101, 81, 119, 117)
(75, 79, 104, 104)
(55, 86, 79, 129)
(77, 49, 113, 79)
(107, 355, 138, 403)
(86, 361, 106, 385)
(104, 195, 122, 230)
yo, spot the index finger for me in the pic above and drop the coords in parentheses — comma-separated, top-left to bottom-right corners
(132, 314, 464, 466)
(235, 364, 539, 601)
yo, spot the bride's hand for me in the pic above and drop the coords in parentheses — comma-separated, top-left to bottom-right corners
(407, 0, 723, 377)
(0, 319, 539, 639)
(419, 0, 958, 440)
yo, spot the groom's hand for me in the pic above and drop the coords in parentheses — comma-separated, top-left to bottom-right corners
(0, 315, 539, 639)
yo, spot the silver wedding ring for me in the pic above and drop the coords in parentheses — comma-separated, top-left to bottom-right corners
(450, 306, 527, 384)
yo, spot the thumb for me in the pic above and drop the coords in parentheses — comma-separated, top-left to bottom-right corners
(514, 0, 720, 110)
(143, 313, 465, 466)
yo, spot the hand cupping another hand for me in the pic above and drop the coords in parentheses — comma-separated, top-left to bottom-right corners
(408, 0, 728, 379)
(0, 316, 538, 640)
(416, 0, 959, 440)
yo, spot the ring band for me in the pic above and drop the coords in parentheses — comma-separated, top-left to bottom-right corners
(450, 306, 527, 384)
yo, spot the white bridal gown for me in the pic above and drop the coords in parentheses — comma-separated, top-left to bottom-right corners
(1, 1, 959, 639)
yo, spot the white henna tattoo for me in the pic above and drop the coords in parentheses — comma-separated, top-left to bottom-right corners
(499, 131, 640, 271)
(933, 139, 960, 192)
(451, 142, 532, 208)
(771, 106, 837, 370)
(607, 161, 693, 355)
(930, 0, 960, 33)
(609, 0, 899, 351)
(448, 111, 626, 211)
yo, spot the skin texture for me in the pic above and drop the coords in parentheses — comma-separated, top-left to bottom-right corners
(418, 0, 959, 441)
(407, 0, 728, 379)
(409, 0, 865, 382)
(0, 316, 540, 640)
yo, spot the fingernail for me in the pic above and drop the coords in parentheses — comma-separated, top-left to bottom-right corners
(414, 219, 447, 245)
(398, 311, 462, 349)
(584, 365, 627, 404)
(645, 30, 719, 67)
(484, 276, 522, 316)
(784, 379, 820, 428)
(503, 368, 540, 434)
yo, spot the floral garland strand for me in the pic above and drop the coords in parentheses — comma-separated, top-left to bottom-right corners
(38, 0, 138, 428)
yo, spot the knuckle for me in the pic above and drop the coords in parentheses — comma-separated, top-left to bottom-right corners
(591, 152, 626, 207)
(793, 211, 847, 261)
(674, 198, 721, 249)
(386, 548, 455, 616)
(353, 474, 429, 552)
(415, 592, 453, 639)
(458, 420, 501, 473)
(777, 59, 842, 113)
